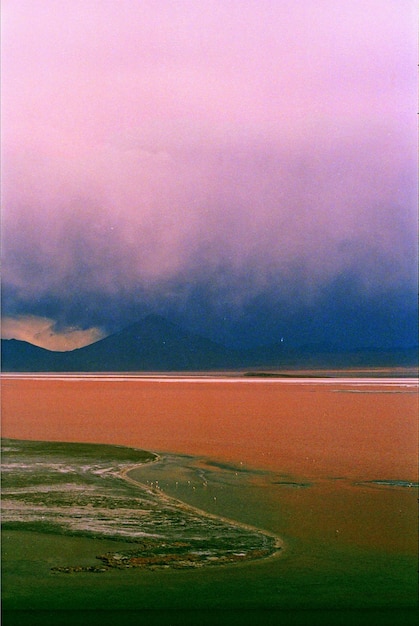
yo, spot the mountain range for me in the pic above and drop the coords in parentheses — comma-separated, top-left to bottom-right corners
(1, 314, 417, 372)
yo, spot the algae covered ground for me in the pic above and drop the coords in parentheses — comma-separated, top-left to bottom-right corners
(1, 438, 418, 626)
(1, 439, 278, 572)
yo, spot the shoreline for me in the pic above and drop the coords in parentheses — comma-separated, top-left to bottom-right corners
(119, 460, 285, 561)
(2, 438, 417, 614)
(2, 373, 418, 382)
(1, 439, 284, 573)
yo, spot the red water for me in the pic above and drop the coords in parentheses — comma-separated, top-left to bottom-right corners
(2, 376, 417, 480)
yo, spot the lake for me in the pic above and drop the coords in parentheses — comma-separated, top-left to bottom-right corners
(1, 375, 418, 626)
(2, 374, 417, 479)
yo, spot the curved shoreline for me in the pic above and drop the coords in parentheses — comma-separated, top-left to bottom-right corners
(118, 457, 285, 562)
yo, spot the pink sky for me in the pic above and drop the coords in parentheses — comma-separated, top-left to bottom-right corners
(1, 0, 417, 348)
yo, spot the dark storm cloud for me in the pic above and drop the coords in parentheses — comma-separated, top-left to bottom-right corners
(1, 0, 417, 349)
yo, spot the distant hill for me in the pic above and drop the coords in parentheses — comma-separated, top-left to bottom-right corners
(1, 314, 240, 372)
(241, 342, 418, 369)
(1, 314, 417, 372)
(1, 338, 66, 371)
(62, 314, 240, 371)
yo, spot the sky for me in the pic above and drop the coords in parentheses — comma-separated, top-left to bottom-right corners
(1, 0, 417, 351)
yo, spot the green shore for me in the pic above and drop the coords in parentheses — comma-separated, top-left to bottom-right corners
(2, 439, 418, 626)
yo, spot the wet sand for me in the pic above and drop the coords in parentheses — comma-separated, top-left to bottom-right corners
(1, 376, 417, 480)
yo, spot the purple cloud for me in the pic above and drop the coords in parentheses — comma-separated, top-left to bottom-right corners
(1, 0, 417, 347)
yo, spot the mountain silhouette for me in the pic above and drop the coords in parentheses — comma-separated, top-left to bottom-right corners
(1, 338, 62, 371)
(1, 314, 417, 372)
(65, 314, 240, 371)
(1, 314, 239, 372)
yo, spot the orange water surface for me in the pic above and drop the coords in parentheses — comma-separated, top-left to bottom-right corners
(1, 376, 417, 481)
